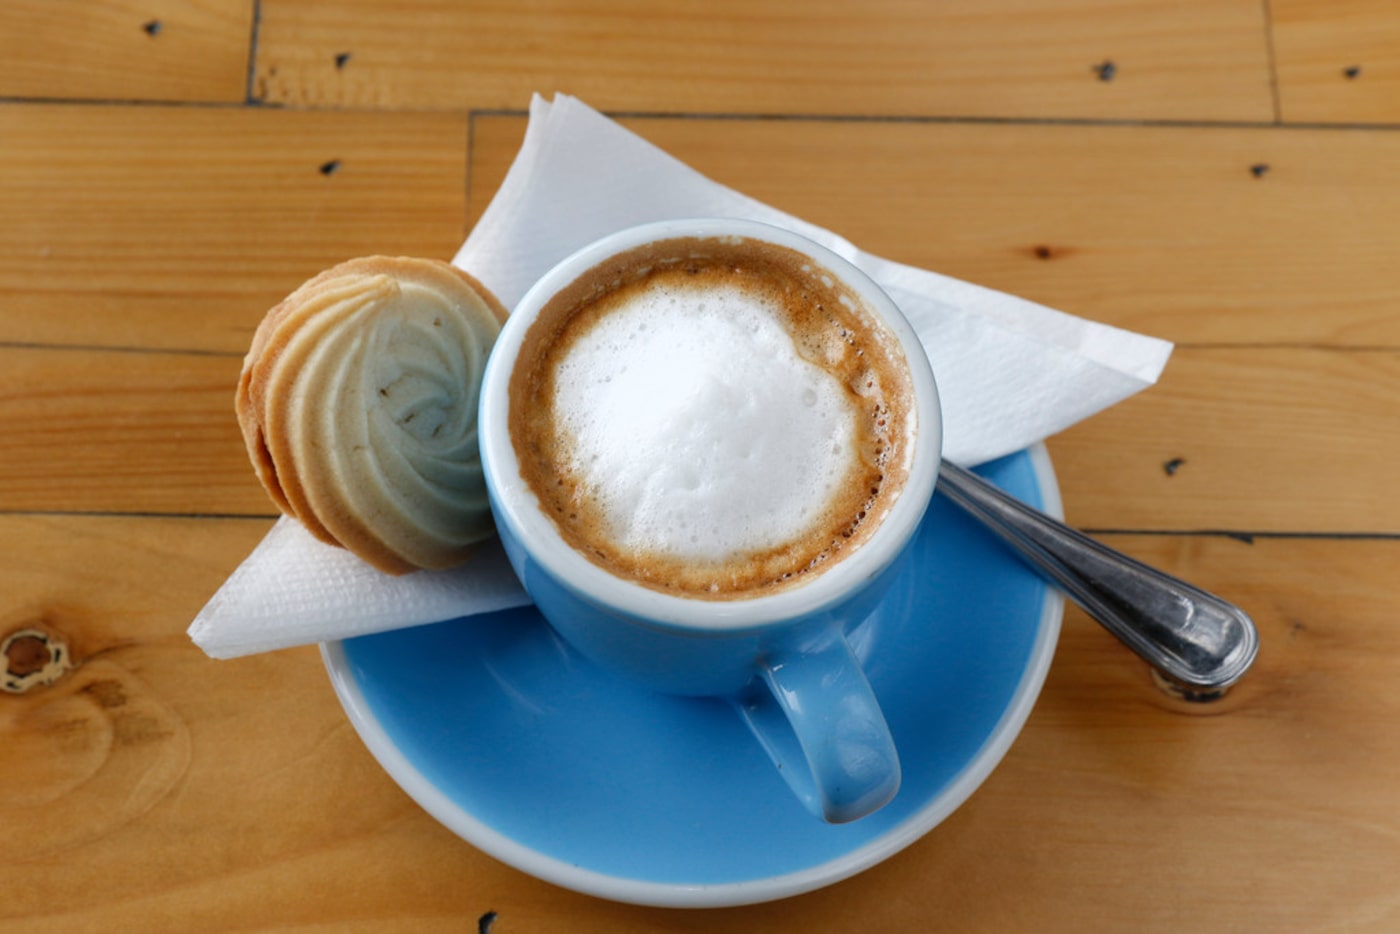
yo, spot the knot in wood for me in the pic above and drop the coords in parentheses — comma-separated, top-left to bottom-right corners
(2, 628, 73, 694)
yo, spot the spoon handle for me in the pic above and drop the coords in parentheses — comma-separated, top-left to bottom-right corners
(935, 460, 1259, 696)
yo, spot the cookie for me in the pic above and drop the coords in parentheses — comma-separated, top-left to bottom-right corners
(237, 256, 507, 574)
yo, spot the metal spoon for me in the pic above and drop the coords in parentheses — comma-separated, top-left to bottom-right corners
(935, 460, 1259, 698)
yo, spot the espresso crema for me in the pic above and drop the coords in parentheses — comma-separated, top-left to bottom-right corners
(508, 236, 916, 599)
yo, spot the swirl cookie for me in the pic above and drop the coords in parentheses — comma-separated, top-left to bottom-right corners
(237, 256, 507, 575)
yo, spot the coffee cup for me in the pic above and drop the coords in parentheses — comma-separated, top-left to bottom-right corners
(477, 218, 942, 823)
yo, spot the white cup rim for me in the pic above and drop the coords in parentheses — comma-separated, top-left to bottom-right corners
(478, 218, 942, 632)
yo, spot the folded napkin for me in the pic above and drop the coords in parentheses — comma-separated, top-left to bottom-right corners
(188, 93, 1172, 660)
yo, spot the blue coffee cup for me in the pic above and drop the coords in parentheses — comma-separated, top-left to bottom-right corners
(478, 218, 942, 823)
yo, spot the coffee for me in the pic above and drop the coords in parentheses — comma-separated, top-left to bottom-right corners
(508, 235, 916, 599)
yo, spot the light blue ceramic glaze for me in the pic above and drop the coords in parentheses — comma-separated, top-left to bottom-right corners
(323, 445, 1062, 908)
(487, 458, 916, 823)
(740, 623, 901, 823)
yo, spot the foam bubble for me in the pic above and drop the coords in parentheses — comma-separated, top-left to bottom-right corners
(551, 279, 858, 563)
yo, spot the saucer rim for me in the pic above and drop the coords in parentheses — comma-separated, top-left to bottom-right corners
(321, 443, 1064, 908)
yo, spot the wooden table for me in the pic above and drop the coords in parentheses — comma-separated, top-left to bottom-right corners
(4, 2, 1398, 930)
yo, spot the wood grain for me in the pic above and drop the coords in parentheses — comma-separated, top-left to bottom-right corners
(1273, 0, 1400, 124)
(0, 0, 254, 103)
(3, 521, 1396, 930)
(254, 0, 1275, 121)
(0, 103, 469, 354)
(0, 347, 262, 516)
(1049, 346, 1400, 533)
(10, 107, 1397, 357)
(469, 114, 1400, 348)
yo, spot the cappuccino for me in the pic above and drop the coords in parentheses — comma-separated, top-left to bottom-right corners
(508, 236, 916, 599)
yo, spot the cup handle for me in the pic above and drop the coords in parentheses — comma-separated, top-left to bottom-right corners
(736, 628, 901, 823)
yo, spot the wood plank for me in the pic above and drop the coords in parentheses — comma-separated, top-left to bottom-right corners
(0, 103, 469, 353)
(1273, 0, 1400, 124)
(11, 109, 1396, 357)
(0, 514, 463, 925)
(254, 0, 1274, 121)
(0, 342, 1394, 535)
(2, 519, 1395, 930)
(1048, 346, 1400, 533)
(0, 0, 254, 103)
(468, 114, 1400, 348)
(0, 348, 265, 516)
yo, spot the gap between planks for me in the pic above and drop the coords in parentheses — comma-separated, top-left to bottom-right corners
(2, 97, 1400, 132)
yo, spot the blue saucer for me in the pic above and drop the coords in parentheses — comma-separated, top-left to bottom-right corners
(323, 446, 1063, 907)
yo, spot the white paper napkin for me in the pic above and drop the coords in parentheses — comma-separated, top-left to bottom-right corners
(188, 517, 530, 658)
(188, 93, 1172, 660)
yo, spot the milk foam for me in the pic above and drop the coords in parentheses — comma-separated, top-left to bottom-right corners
(551, 279, 857, 563)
